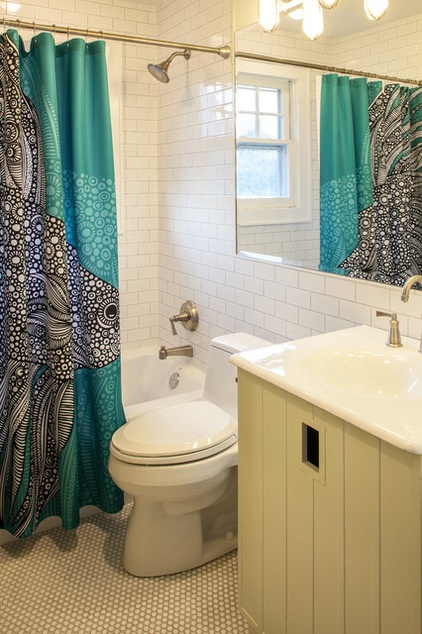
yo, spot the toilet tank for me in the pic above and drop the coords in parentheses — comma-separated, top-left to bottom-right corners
(203, 333, 272, 421)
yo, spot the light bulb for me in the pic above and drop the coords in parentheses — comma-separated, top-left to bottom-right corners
(364, 0, 389, 20)
(318, 0, 341, 8)
(302, 0, 324, 40)
(259, 0, 280, 32)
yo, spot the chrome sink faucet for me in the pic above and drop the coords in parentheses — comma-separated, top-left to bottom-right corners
(401, 275, 422, 352)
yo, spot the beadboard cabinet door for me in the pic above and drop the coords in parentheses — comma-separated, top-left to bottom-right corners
(237, 370, 422, 634)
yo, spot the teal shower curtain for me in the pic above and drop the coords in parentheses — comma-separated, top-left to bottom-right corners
(0, 30, 125, 537)
(320, 73, 422, 284)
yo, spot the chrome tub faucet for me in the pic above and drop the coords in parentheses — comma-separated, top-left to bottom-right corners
(159, 345, 193, 360)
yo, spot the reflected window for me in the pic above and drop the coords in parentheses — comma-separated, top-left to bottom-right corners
(237, 79, 290, 199)
(236, 62, 311, 226)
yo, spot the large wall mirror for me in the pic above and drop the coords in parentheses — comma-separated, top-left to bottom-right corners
(235, 1, 422, 286)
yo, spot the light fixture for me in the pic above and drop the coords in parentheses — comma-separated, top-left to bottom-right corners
(302, 0, 324, 40)
(364, 0, 389, 20)
(259, 0, 280, 32)
(288, 8, 303, 20)
(263, 0, 389, 40)
(318, 0, 340, 8)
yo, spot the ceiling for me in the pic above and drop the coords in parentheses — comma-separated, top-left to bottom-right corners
(280, 0, 422, 38)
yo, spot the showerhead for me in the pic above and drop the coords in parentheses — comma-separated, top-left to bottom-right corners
(147, 49, 191, 83)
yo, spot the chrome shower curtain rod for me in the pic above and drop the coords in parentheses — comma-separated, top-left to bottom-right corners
(2, 17, 231, 59)
(236, 51, 422, 87)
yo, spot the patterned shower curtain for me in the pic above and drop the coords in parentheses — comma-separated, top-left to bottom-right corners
(320, 74, 422, 284)
(0, 30, 125, 538)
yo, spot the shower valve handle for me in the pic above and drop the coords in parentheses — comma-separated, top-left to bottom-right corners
(169, 301, 199, 336)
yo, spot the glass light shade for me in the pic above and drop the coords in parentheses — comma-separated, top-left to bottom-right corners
(259, 0, 280, 32)
(302, 0, 324, 40)
(318, 0, 340, 8)
(364, 0, 389, 20)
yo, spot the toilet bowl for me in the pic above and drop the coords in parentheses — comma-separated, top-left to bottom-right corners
(108, 332, 271, 577)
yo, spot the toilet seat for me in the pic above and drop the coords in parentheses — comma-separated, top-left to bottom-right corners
(111, 400, 237, 465)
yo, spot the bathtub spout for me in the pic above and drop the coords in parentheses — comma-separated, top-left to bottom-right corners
(159, 345, 193, 360)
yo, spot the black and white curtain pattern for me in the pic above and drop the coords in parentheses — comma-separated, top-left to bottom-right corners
(340, 83, 422, 285)
(0, 31, 125, 538)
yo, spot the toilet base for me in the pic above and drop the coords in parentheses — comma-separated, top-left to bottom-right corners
(123, 469, 238, 577)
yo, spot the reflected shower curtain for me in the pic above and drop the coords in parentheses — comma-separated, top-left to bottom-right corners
(0, 30, 125, 537)
(320, 73, 422, 284)
(319, 74, 372, 274)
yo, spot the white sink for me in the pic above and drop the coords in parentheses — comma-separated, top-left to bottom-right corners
(230, 325, 422, 454)
(305, 347, 422, 399)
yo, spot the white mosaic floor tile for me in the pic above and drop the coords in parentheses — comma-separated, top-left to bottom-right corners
(0, 504, 249, 634)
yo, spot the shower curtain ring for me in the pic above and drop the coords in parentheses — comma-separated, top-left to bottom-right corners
(32, 21, 37, 42)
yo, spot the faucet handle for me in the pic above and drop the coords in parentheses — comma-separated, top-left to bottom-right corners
(376, 310, 402, 348)
(169, 317, 178, 336)
(169, 301, 199, 336)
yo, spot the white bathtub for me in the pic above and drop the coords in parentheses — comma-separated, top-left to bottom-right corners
(121, 345, 205, 420)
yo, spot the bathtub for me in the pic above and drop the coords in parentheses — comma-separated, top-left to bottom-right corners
(121, 345, 205, 420)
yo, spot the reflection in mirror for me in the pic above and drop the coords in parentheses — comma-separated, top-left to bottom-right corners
(235, 5, 422, 286)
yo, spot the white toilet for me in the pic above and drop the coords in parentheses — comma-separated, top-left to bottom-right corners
(108, 332, 271, 577)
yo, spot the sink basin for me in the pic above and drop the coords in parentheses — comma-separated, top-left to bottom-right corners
(230, 325, 422, 454)
(306, 347, 422, 399)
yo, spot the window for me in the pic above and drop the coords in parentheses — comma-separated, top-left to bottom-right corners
(236, 61, 311, 225)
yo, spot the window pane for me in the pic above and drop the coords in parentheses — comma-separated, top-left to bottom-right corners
(237, 86, 256, 111)
(237, 113, 256, 138)
(259, 114, 280, 139)
(258, 87, 279, 114)
(237, 147, 289, 198)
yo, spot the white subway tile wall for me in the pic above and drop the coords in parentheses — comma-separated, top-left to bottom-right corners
(10, 0, 422, 369)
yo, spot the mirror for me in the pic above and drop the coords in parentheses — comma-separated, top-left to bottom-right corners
(235, 2, 422, 285)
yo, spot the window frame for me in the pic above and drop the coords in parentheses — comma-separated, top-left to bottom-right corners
(235, 60, 311, 226)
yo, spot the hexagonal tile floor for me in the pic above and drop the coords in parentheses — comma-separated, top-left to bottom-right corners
(1, 504, 249, 633)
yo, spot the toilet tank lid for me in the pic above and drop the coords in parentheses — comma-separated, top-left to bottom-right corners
(211, 332, 272, 354)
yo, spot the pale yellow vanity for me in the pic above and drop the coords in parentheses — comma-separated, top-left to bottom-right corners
(231, 326, 422, 634)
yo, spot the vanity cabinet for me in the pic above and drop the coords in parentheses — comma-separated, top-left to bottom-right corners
(237, 369, 422, 634)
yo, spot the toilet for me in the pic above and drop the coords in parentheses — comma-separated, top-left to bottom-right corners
(108, 332, 271, 577)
